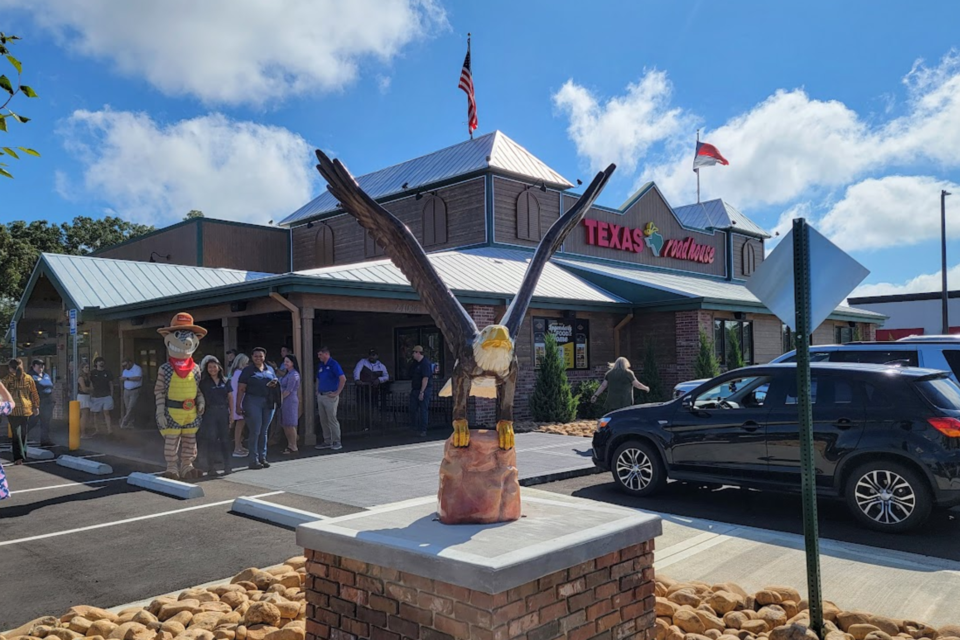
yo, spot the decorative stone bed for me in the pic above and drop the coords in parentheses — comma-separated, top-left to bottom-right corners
(653, 575, 959, 640)
(5, 561, 958, 640)
(2, 558, 309, 640)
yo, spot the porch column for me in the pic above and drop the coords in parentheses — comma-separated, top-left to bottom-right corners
(222, 316, 239, 353)
(301, 307, 316, 446)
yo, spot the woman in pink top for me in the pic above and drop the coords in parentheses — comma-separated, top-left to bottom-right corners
(230, 353, 249, 458)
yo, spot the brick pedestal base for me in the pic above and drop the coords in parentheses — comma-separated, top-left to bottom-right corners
(305, 540, 654, 640)
(297, 490, 660, 640)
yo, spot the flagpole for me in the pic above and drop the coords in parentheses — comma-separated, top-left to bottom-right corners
(696, 129, 700, 203)
(467, 33, 473, 140)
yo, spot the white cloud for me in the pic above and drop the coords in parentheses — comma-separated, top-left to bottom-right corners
(555, 50, 960, 210)
(59, 109, 315, 225)
(552, 71, 693, 174)
(853, 263, 960, 297)
(3, 0, 446, 106)
(819, 176, 960, 251)
(377, 75, 393, 95)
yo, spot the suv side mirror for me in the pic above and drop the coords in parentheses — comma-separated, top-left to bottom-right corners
(681, 396, 693, 410)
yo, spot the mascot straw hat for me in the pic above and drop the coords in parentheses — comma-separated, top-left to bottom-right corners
(157, 312, 208, 338)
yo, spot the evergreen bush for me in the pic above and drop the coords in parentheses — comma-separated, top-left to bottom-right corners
(530, 334, 579, 423)
(640, 342, 668, 402)
(576, 379, 607, 419)
(694, 329, 721, 379)
(727, 326, 745, 370)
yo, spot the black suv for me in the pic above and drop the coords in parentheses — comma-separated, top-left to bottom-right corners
(592, 363, 960, 533)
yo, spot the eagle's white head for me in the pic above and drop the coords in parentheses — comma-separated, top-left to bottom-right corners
(473, 324, 514, 374)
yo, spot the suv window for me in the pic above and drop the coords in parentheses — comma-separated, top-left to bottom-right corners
(778, 351, 831, 364)
(830, 350, 919, 367)
(781, 376, 856, 407)
(941, 351, 960, 380)
(694, 376, 770, 410)
(916, 377, 960, 410)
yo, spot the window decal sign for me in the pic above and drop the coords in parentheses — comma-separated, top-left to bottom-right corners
(533, 317, 590, 370)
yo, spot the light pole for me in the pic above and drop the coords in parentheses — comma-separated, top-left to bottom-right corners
(943, 189, 952, 335)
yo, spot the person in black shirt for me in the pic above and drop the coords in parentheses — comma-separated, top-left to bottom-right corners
(89, 357, 115, 435)
(408, 346, 433, 437)
(199, 357, 233, 476)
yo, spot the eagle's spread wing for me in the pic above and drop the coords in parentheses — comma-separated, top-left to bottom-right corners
(314, 150, 480, 348)
(501, 164, 616, 338)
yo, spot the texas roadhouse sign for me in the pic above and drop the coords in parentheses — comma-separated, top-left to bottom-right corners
(582, 218, 716, 264)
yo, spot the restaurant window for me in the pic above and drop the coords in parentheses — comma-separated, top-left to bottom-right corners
(835, 325, 856, 344)
(395, 326, 444, 381)
(714, 319, 754, 367)
(314, 223, 335, 267)
(782, 323, 793, 354)
(422, 195, 448, 247)
(516, 189, 542, 241)
(364, 229, 385, 259)
(742, 242, 757, 276)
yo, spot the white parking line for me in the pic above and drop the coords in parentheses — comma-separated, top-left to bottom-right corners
(0, 490, 284, 547)
(13, 475, 139, 494)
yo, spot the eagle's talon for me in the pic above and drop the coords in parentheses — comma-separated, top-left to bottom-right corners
(496, 420, 515, 450)
(452, 419, 470, 448)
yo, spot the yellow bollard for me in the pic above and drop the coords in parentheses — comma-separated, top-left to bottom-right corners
(69, 400, 81, 450)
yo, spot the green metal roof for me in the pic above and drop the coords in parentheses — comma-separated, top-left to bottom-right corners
(555, 256, 885, 322)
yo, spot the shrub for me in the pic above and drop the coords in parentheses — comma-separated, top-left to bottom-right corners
(694, 329, 721, 380)
(576, 379, 607, 419)
(640, 342, 668, 403)
(727, 326, 745, 370)
(530, 334, 578, 423)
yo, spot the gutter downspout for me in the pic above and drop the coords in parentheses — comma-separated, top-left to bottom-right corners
(270, 291, 302, 365)
(614, 313, 634, 356)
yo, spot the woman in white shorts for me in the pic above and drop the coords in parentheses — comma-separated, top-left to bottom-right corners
(88, 357, 115, 436)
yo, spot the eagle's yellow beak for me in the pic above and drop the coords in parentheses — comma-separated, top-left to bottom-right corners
(482, 326, 512, 350)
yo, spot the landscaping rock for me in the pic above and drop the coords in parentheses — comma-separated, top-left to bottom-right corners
(757, 606, 789, 628)
(769, 623, 819, 640)
(675, 611, 707, 635)
(706, 591, 742, 615)
(241, 605, 280, 629)
(158, 603, 201, 623)
(670, 590, 703, 607)
(68, 620, 93, 635)
(849, 624, 883, 640)
(243, 627, 277, 640)
(941, 627, 960, 638)
(87, 622, 118, 638)
(261, 630, 302, 640)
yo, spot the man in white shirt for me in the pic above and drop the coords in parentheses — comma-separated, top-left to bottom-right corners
(353, 349, 389, 386)
(119, 358, 143, 429)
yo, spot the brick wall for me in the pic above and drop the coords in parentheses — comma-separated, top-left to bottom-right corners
(303, 540, 656, 640)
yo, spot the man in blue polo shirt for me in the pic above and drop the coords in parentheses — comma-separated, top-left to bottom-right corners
(314, 346, 346, 451)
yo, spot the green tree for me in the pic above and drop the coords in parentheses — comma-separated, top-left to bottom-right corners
(184, 209, 204, 220)
(727, 326, 745, 369)
(575, 379, 607, 420)
(62, 216, 154, 254)
(640, 342, 667, 402)
(0, 31, 40, 178)
(694, 329, 721, 380)
(529, 334, 578, 423)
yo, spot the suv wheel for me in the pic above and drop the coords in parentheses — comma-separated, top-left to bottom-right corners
(844, 460, 932, 533)
(611, 441, 666, 497)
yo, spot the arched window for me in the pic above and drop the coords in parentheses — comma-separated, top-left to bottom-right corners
(516, 189, 542, 241)
(422, 195, 448, 247)
(742, 242, 757, 276)
(364, 228, 385, 258)
(314, 223, 335, 267)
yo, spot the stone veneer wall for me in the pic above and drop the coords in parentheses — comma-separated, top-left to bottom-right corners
(304, 540, 656, 640)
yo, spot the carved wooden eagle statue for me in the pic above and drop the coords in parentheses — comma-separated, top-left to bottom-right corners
(315, 150, 615, 450)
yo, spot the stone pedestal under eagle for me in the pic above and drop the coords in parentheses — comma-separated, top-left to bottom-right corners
(315, 150, 615, 451)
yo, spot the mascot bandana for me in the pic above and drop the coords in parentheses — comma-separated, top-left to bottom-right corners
(154, 312, 207, 479)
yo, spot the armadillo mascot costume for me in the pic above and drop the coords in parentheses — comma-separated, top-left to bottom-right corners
(155, 312, 207, 479)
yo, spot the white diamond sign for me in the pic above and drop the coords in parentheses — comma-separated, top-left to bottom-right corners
(746, 224, 869, 332)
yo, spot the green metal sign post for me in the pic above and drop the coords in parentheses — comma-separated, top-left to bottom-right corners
(792, 218, 824, 636)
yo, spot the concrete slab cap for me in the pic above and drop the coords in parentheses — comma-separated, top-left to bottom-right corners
(232, 496, 326, 528)
(26, 446, 55, 460)
(296, 488, 662, 594)
(127, 471, 204, 499)
(56, 454, 114, 475)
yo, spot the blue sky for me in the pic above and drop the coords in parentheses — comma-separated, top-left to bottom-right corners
(1, 0, 959, 296)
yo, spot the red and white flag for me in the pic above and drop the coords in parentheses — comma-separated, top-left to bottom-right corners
(692, 141, 729, 171)
(458, 41, 478, 134)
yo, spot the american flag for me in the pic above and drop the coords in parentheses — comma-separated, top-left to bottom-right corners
(458, 44, 478, 134)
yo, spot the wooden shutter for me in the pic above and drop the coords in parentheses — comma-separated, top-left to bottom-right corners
(314, 224, 335, 267)
(516, 190, 541, 241)
(422, 196, 448, 247)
